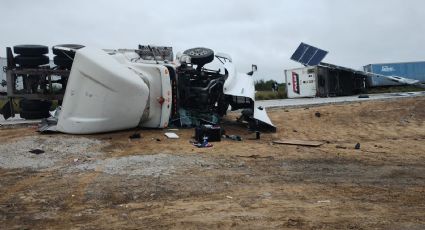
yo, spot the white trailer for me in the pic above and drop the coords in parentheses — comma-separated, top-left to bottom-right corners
(284, 67, 317, 98)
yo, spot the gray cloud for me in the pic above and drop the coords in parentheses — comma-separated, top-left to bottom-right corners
(1, 0, 424, 82)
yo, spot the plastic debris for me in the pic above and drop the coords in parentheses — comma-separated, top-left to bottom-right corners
(355, 143, 361, 150)
(193, 136, 213, 148)
(29, 149, 45, 155)
(164, 132, 179, 139)
(317, 200, 331, 203)
(129, 133, 141, 139)
(224, 135, 242, 141)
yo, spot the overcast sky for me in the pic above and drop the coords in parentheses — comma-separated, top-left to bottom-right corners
(1, 0, 424, 82)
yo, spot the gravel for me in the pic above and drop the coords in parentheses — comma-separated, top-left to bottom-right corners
(0, 135, 103, 170)
(0, 135, 211, 177)
(75, 153, 208, 177)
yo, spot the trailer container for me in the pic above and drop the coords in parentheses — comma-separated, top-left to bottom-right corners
(285, 65, 367, 98)
(364, 61, 425, 87)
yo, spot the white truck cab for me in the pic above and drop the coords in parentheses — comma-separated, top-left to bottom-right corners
(42, 46, 275, 134)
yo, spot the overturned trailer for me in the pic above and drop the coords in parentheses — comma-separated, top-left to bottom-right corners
(2, 45, 275, 134)
(285, 63, 367, 98)
(286, 42, 425, 98)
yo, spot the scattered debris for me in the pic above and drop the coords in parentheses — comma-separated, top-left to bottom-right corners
(336, 145, 348, 149)
(255, 131, 261, 139)
(192, 136, 213, 148)
(164, 132, 179, 139)
(262, 192, 272, 197)
(224, 135, 242, 141)
(358, 94, 370, 98)
(195, 125, 222, 142)
(236, 154, 273, 159)
(73, 158, 79, 163)
(315, 112, 321, 118)
(129, 133, 141, 139)
(226, 196, 233, 199)
(193, 142, 213, 148)
(317, 200, 331, 203)
(29, 149, 45, 155)
(287, 218, 301, 227)
(355, 143, 361, 150)
(273, 139, 324, 147)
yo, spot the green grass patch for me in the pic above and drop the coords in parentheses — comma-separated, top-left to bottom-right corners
(256, 88, 287, 100)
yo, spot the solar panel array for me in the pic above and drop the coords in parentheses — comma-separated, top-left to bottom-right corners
(290, 43, 328, 66)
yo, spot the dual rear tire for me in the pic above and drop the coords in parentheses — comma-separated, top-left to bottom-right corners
(13, 45, 49, 68)
(19, 99, 52, 120)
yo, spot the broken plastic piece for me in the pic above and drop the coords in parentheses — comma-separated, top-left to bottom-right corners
(355, 143, 361, 150)
(273, 139, 323, 147)
(224, 135, 242, 141)
(129, 133, 141, 139)
(164, 132, 179, 139)
(29, 149, 45, 155)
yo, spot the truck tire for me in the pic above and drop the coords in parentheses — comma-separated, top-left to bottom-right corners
(15, 55, 49, 67)
(183, 47, 214, 66)
(52, 44, 84, 57)
(53, 56, 73, 68)
(13, 45, 49, 56)
(19, 99, 52, 111)
(20, 110, 50, 120)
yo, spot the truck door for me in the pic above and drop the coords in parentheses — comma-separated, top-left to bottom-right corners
(285, 68, 316, 98)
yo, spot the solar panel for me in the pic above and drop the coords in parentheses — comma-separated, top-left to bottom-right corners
(290, 43, 328, 66)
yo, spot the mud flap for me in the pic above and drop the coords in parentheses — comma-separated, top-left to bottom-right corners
(240, 105, 276, 132)
(253, 105, 276, 132)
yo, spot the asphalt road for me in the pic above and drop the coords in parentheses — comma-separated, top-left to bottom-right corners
(1, 91, 425, 125)
(256, 91, 425, 108)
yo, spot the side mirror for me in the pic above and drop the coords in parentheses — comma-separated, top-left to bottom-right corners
(247, 64, 258, 76)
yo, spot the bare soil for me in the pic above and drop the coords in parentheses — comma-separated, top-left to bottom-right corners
(1, 97, 425, 229)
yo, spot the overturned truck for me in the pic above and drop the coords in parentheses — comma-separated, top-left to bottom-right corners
(2, 45, 275, 134)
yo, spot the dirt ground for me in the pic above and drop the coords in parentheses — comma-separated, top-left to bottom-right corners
(1, 97, 425, 229)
